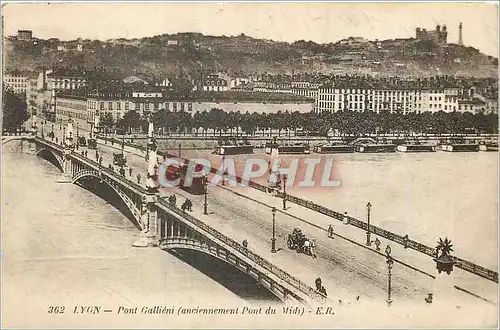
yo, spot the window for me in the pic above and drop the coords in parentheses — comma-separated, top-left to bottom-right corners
(117, 102, 121, 110)
(154, 103, 159, 110)
(145, 103, 150, 110)
(135, 103, 140, 111)
(180, 103, 185, 111)
(125, 102, 129, 110)
(100, 102, 104, 110)
(173, 103, 177, 111)
(166, 103, 170, 111)
(188, 103, 193, 112)
(108, 102, 113, 110)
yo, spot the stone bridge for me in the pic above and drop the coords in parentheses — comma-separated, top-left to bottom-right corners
(4, 136, 326, 305)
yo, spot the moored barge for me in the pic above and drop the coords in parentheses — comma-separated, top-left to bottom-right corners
(355, 144, 397, 153)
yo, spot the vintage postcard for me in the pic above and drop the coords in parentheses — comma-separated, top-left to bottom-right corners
(1, 2, 498, 328)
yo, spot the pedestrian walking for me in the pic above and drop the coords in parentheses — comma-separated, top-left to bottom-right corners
(242, 239, 248, 249)
(95, 151, 99, 161)
(137, 173, 141, 184)
(99, 156, 103, 165)
(374, 237, 381, 251)
(310, 239, 317, 259)
(328, 225, 334, 238)
(129, 167, 133, 176)
(181, 201, 187, 212)
(85, 150, 88, 157)
(119, 167, 125, 177)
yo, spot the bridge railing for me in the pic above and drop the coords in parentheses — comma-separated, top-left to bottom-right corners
(274, 191, 498, 283)
(156, 199, 326, 302)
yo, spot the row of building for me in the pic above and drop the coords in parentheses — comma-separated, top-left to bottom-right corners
(4, 67, 497, 134)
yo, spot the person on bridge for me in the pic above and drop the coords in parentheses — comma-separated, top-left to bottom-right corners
(242, 239, 248, 249)
(55, 137, 58, 144)
(181, 201, 187, 212)
(186, 199, 193, 212)
(328, 225, 334, 238)
(84, 150, 88, 158)
(310, 239, 317, 258)
(137, 173, 141, 184)
(129, 167, 133, 176)
(374, 237, 381, 251)
(99, 156, 103, 165)
(119, 167, 126, 177)
(319, 286, 327, 297)
(95, 151, 99, 161)
(315, 277, 322, 291)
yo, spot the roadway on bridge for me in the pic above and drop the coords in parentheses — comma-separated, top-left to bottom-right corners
(39, 124, 497, 308)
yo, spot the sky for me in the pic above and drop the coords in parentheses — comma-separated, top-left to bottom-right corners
(2, 2, 499, 57)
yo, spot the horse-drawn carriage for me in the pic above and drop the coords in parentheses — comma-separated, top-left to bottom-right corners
(287, 228, 314, 255)
(113, 153, 127, 167)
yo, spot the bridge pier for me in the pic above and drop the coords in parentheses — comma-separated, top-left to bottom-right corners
(132, 193, 159, 247)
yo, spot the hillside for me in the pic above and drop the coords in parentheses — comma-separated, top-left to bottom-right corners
(3, 32, 498, 78)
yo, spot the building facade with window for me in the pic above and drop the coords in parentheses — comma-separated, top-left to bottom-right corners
(55, 93, 88, 131)
(4, 73, 28, 94)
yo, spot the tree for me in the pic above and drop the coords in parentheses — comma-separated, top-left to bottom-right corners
(100, 112, 115, 132)
(2, 87, 28, 132)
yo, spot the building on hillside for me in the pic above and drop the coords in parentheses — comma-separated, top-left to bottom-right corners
(485, 98, 498, 114)
(123, 75, 149, 85)
(47, 69, 88, 90)
(17, 30, 33, 41)
(458, 98, 487, 114)
(4, 72, 28, 94)
(415, 25, 448, 45)
(193, 74, 230, 92)
(155, 78, 173, 89)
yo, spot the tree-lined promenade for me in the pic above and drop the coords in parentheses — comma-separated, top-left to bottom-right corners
(106, 108, 498, 137)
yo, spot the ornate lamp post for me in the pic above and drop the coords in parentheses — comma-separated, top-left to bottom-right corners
(385, 245, 394, 305)
(76, 122, 79, 150)
(178, 143, 182, 158)
(271, 207, 277, 253)
(203, 176, 209, 215)
(41, 124, 44, 138)
(222, 154, 226, 186)
(282, 174, 287, 210)
(366, 202, 372, 246)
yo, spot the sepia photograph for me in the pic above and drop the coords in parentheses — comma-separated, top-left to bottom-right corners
(1, 2, 498, 328)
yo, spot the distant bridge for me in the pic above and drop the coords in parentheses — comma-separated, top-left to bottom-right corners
(3, 135, 326, 305)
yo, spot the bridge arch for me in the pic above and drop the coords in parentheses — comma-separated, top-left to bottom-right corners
(36, 148, 64, 172)
(160, 237, 290, 302)
(72, 169, 145, 230)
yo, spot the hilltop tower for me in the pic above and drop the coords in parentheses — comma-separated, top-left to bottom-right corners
(458, 22, 463, 46)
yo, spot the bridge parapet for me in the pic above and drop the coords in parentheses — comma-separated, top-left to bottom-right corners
(156, 199, 327, 304)
(25, 136, 328, 304)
